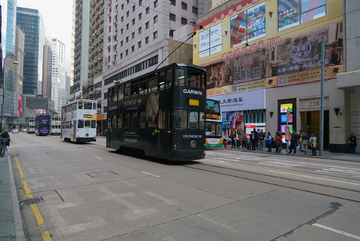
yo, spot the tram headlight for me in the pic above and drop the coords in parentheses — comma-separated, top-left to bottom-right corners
(190, 140, 197, 148)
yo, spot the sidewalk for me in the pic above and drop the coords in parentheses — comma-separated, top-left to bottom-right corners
(218, 145, 360, 162)
(0, 154, 25, 241)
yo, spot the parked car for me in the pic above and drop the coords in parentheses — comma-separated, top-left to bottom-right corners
(12, 129, 19, 134)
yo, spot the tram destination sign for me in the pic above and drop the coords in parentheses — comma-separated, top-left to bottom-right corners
(189, 99, 199, 106)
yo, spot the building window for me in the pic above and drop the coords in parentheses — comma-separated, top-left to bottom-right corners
(230, 2, 265, 45)
(138, 27, 142, 34)
(278, 0, 326, 31)
(132, 45, 135, 52)
(127, 0, 129, 4)
(181, 2, 187, 10)
(170, 13, 176, 21)
(121, 28, 123, 34)
(139, 0, 142, 6)
(170, 0, 176, 5)
(127, 11, 129, 17)
(146, 21, 149, 29)
(126, 49, 128, 55)
(139, 13, 142, 20)
(138, 41, 141, 48)
(132, 18, 135, 25)
(153, 31, 158, 39)
(126, 24, 129, 30)
(121, 4, 124, 9)
(192, 6, 198, 14)
(132, 5, 135, 12)
(154, 15, 158, 23)
(109, 16, 112, 23)
(181, 17, 187, 25)
(132, 32, 135, 39)
(126, 36, 129, 43)
(146, 7, 150, 14)
(121, 16, 124, 22)
(154, 0, 158, 8)
(145, 36, 149, 44)
(108, 55, 111, 62)
(120, 53, 123, 59)
(109, 26, 112, 32)
(121, 40, 123, 46)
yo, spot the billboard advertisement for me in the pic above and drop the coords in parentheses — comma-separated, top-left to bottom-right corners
(18, 94, 22, 118)
(194, 0, 342, 97)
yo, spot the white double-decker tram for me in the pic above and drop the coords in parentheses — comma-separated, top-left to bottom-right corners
(61, 99, 97, 143)
(50, 116, 61, 135)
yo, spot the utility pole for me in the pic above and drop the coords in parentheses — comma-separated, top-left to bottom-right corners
(319, 42, 325, 156)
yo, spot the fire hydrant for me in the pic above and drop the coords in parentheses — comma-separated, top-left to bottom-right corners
(223, 140, 228, 148)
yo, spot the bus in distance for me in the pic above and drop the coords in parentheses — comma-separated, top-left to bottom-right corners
(35, 114, 50, 136)
(106, 63, 207, 161)
(61, 99, 97, 143)
(27, 118, 35, 134)
(50, 116, 61, 135)
(205, 99, 223, 148)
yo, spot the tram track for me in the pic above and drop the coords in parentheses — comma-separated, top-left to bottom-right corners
(183, 163, 360, 203)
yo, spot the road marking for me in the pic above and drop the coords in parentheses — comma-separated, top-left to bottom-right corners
(70, 149, 75, 151)
(41, 231, 52, 241)
(142, 171, 160, 177)
(14, 155, 52, 240)
(312, 223, 360, 240)
(94, 156, 102, 160)
(144, 191, 178, 206)
(268, 170, 360, 186)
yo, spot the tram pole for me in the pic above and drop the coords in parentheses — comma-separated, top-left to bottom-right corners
(319, 42, 325, 156)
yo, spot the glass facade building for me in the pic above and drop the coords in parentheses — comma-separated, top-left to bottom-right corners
(16, 7, 45, 95)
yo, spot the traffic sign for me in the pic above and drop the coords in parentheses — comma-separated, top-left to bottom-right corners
(285, 126, 290, 141)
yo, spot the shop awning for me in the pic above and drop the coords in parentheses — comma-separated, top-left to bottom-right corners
(97, 113, 106, 121)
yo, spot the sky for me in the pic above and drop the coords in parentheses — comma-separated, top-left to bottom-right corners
(17, 0, 73, 73)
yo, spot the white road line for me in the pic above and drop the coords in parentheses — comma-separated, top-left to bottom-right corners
(70, 149, 75, 151)
(312, 223, 360, 240)
(268, 170, 360, 186)
(94, 156, 102, 160)
(142, 171, 160, 177)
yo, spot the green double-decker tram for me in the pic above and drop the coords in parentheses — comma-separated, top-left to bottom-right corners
(106, 63, 207, 161)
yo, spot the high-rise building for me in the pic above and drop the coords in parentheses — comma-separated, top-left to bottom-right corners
(71, 0, 91, 99)
(42, 41, 52, 99)
(16, 7, 46, 95)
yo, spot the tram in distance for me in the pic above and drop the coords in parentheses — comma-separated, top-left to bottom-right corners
(27, 117, 35, 134)
(106, 63, 207, 161)
(35, 114, 50, 136)
(50, 116, 61, 135)
(205, 99, 223, 148)
(61, 99, 97, 143)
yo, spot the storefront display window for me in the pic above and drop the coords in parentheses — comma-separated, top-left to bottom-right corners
(278, 0, 327, 31)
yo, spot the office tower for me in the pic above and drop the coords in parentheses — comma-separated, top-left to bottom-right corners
(42, 41, 52, 99)
(16, 7, 46, 95)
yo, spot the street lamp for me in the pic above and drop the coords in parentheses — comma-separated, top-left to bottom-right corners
(1, 53, 19, 132)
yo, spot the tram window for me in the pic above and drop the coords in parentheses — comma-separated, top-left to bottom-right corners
(91, 120, 96, 128)
(118, 85, 124, 100)
(78, 102, 83, 109)
(112, 115, 117, 128)
(93, 103, 97, 110)
(174, 110, 187, 128)
(139, 80, 148, 95)
(78, 119, 84, 128)
(166, 69, 172, 89)
(117, 113, 123, 128)
(201, 73, 206, 89)
(124, 83, 131, 99)
(107, 116, 112, 129)
(149, 76, 158, 92)
(131, 81, 139, 96)
(84, 102, 92, 109)
(131, 112, 139, 128)
(175, 68, 185, 86)
(109, 90, 113, 103)
(123, 113, 130, 128)
(199, 112, 205, 130)
(85, 120, 91, 128)
(139, 112, 146, 128)
(159, 71, 165, 91)
(187, 70, 201, 88)
(189, 111, 199, 129)
(158, 109, 171, 129)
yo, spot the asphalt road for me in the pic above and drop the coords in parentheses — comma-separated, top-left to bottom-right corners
(8, 133, 360, 241)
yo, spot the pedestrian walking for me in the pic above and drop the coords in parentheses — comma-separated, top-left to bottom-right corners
(241, 131, 247, 149)
(349, 133, 357, 154)
(301, 130, 309, 155)
(298, 130, 303, 152)
(258, 130, 265, 151)
(275, 134, 282, 153)
(230, 131, 236, 148)
(265, 132, 272, 152)
(309, 133, 317, 156)
(250, 129, 258, 150)
(0, 130, 10, 156)
(236, 130, 241, 149)
(287, 130, 298, 155)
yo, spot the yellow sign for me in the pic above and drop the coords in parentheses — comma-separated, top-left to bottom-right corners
(206, 113, 220, 120)
(84, 114, 92, 118)
(189, 99, 199, 106)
